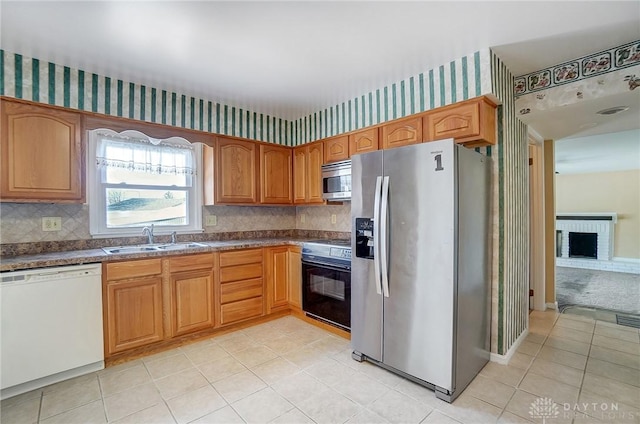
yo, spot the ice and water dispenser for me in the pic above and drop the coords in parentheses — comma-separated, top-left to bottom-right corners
(355, 218, 375, 259)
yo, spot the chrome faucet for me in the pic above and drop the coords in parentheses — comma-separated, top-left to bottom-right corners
(142, 224, 154, 244)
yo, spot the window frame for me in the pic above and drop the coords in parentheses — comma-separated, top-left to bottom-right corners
(88, 128, 203, 238)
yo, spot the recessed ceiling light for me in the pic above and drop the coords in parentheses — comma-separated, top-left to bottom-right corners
(596, 106, 629, 115)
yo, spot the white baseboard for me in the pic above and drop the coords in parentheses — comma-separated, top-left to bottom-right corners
(546, 302, 558, 310)
(490, 328, 529, 365)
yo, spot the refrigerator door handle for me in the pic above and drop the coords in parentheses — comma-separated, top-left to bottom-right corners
(373, 176, 383, 296)
(380, 176, 390, 297)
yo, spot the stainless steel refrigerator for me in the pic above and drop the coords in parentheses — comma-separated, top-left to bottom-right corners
(351, 138, 491, 403)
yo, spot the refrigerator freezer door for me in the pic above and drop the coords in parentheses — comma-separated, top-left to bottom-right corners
(351, 150, 384, 362)
(381, 140, 456, 391)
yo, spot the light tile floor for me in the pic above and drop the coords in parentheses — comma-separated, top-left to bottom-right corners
(1, 312, 639, 424)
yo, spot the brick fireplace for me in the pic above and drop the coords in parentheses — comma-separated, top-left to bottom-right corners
(556, 213, 639, 274)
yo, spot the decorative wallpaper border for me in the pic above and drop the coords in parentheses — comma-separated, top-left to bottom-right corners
(293, 49, 493, 144)
(514, 40, 640, 95)
(0, 50, 292, 145)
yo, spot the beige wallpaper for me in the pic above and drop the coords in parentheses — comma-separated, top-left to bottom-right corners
(556, 169, 640, 259)
(0, 203, 348, 244)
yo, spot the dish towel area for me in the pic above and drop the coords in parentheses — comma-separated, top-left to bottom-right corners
(0, 264, 104, 400)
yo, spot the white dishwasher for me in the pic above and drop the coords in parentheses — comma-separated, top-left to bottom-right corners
(1, 263, 104, 399)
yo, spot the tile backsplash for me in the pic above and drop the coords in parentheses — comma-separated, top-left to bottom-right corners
(0, 202, 351, 244)
(296, 204, 351, 233)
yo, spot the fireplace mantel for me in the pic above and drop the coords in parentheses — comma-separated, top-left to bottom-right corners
(556, 213, 617, 223)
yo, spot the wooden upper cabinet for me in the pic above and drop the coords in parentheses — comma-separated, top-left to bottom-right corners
(423, 96, 497, 146)
(307, 143, 324, 203)
(380, 116, 423, 149)
(293, 142, 324, 204)
(260, 144, 292, 204)
(215, 137, 258, 204)
(0, 99, 84, 202)
(323, 135, 349, 163)
(292, 147, 307, 204)
(349, 128, 379, 156)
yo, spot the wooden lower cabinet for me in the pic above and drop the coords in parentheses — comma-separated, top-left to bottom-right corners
(266, 245, 303, 313)
(169, 268, 215, 337)
(105, 273, 164, 355)
(103, 246, 305, 359)
(288, 247, 302, 310)
(218, 248, 265, 326)
(266, 246, 290, 313)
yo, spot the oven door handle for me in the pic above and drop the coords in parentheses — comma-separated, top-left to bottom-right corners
(301, 260, 351, 272)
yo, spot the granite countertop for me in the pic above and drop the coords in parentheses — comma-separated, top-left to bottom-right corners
(0, 238, 314, 272)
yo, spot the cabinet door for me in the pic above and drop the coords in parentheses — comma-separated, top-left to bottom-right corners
(260, 144, 292, 204)
(106, 277, 163, 355)
(1, 100, 84, 202)
(324, 135, 349, 163)
(170, 269, 215, 337)
(215, 137, 258, 204)
(293, 146, 307, 204)
(306, 143, 324, 204)
(266, 247, 289, 313)
(288, 247, 302, 309)
(423, 97, 497, 146)
(380, 116, 423, 149)
(349, 128, 379, 156)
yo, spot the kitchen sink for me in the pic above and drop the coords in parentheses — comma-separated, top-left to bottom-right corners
(102, 242, 208, 254)
(156, 242, 208, 251)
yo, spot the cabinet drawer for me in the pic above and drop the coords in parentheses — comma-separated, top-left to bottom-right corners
(219, 249, 262, 267)
(220, 278, 263, 304)
(220, 297, 264, 325)
(169, 253, 215, 273)
(106, 259, 162, 281)
(220, 263, 263, 283)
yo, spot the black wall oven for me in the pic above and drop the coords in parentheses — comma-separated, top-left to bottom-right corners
(301, 240, 351, 331)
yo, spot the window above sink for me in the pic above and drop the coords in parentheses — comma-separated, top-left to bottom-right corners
(87, 129, 204, 238)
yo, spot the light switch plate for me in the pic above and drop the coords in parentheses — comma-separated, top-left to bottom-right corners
(331, 214, 337, 224)
(300, 214, 306, 224)
(205, 215, 217, 226)
(42, 217, 62, 231)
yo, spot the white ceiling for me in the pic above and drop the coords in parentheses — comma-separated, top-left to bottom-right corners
(1, 1, 639, 120)
(555, 129, 640, 175)
(1, 1, 639, 171)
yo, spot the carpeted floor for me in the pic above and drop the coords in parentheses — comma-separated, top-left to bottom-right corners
(556, 266, 640, 314)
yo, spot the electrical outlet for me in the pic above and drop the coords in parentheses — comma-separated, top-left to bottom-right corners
(205, 215, 217, 226)
(42, 217, 62, 231)
(331, 214, 337, 224)
(300, 213, 306, 224)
